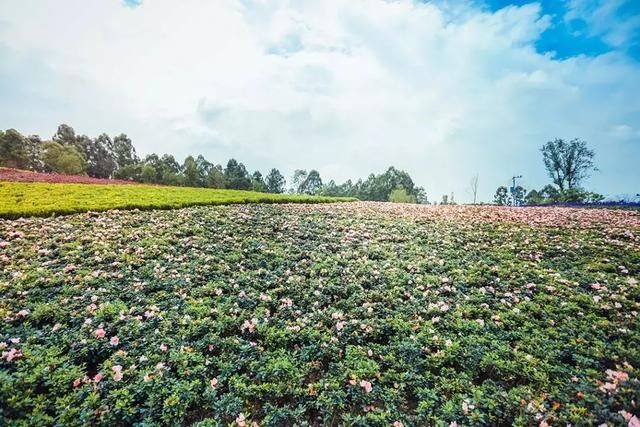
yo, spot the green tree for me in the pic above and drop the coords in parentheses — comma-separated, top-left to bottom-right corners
(113, 134, 138, 168)
(541, 138, 597, 191)
(389, 187, 416, 203)
(0, 129, 29, 168)
(26, 135, 44, 171)
(196, 155, 213, 187)
(182, 155, 200, 187)
(265, 168, 286, 193)
(299, 170, 322, 195)
(493, 186, 509, 206)
(224, 159, 251, 190)
(41, 141, 85, 175)
(207, 164, 226, 188)
(512, 185, 526, 206)
(291, 169, 308, 194)
(86, 134, 117, 178)
(251, 171, 265, 192)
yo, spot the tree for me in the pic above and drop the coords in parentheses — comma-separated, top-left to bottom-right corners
(41, 141, 85, 175)
(113, 134, 138, 168)
(441, 194, 449, 205)
(512, 185, 526, 206)
(251, 171, 265, 192)
(182, 156, 200, 187)
(541, 138, 596, 191)
(26, 135, 44, 171)
(389, 187, 416, 203)
(291, 169, 308, 194)
(86, 134, 117, 178)
(224, 159, 251, 190)
(299, 170, 323, 195)
(265, 168, 286, 193)
(196, 155, 213, 186)
(469, 174, 479, 204)
(207, 164, 226, 188)
(415, 186, 429, 204)
(0, 129, 29, 168)
(494, 186, 509, 206)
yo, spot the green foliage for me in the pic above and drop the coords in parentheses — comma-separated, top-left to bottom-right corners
(41, 141, 86, 175)
(388, 187, 416, 203)
(0, 129, 29, 169)
(265, 168, 286, 194)
(0, 182, 356, 218)
(541, 138, 597, 191)
(0, 204, 637, 425)
(493, 186, 509, 205)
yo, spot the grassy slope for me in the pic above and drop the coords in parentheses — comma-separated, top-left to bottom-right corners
(0, 181, 356, 219)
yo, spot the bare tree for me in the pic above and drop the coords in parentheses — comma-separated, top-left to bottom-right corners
(469, 174, 479, 204)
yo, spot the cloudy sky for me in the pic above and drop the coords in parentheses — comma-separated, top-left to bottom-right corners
(1, 0, 639, 202)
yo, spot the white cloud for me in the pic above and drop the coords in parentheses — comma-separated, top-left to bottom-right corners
(1, 0, 639, 201)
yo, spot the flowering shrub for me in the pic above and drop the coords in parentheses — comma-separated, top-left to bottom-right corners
(0, 203, 639, 425)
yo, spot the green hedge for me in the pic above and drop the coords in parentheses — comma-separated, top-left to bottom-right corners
(0, 182, 356, 219)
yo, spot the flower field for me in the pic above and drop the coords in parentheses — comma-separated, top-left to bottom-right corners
(1, 203, 639, 426)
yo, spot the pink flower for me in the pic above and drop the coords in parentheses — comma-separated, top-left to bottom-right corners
(94, 329, 106, 339)
(360, 380, 373, 393)
(393, 422, 404, 427)
(64, 264, 76, 273)
(629, 416, 640, 427)
(236, 413, 247, 427)
(606, 369, 629, 383)
(16, 309, 30, 317)
(73, 378, 82, 387)
(112, 365, 123, 382)
(94, 373, 103, 383)
(160, 343, 168, 352)
(210, 377, 218, 388)
(2, 348, 22, 362)
(110, 336, 119, 346)
(336, 321, 345, 331)
(242, 319, 258, 334)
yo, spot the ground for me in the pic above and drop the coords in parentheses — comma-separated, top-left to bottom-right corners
(1, 203, 639, 426)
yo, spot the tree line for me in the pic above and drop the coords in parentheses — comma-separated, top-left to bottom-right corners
(493, 138, 603, 206)
(0, 124, 428, 202)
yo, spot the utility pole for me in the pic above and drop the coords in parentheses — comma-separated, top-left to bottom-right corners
(510, 175, 522, 206)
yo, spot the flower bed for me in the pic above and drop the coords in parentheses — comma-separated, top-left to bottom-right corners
(0, 167, 140, 186)
(1, 203, 639, 426)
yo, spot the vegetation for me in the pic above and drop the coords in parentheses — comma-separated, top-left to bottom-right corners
(1, 203, 638, 425)
(0, 182, 355, 219)
(494, 138, 604, 206)
(0, 125, 428, 203)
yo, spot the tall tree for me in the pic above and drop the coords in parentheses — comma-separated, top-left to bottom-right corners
(469, 174, 479, 204)
(291, 169, 308, 194)
(113, 134, 138, 168)
(207, 164, 226, 188)
(0, 129, 29, 169)
(299, 170, 322, 195)
(493, 186, 509, 206)
(182, 155, 200, 187)
(86, 134, 117, 178)
(541, 138, 596, 191)
(265, 168, 286, 193)
(26, 135, 44, 171)
(251, 171, 265, 192)
(224, 158, 251, 190)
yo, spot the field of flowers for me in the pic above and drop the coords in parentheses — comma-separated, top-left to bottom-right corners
(1, 203, 639, 426)
(0, 167, 140, 186)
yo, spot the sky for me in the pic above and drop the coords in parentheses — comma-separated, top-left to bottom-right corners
(1, 0, 639, 202)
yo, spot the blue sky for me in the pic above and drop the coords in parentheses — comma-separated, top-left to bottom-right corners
(1, 0, 639, 201)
